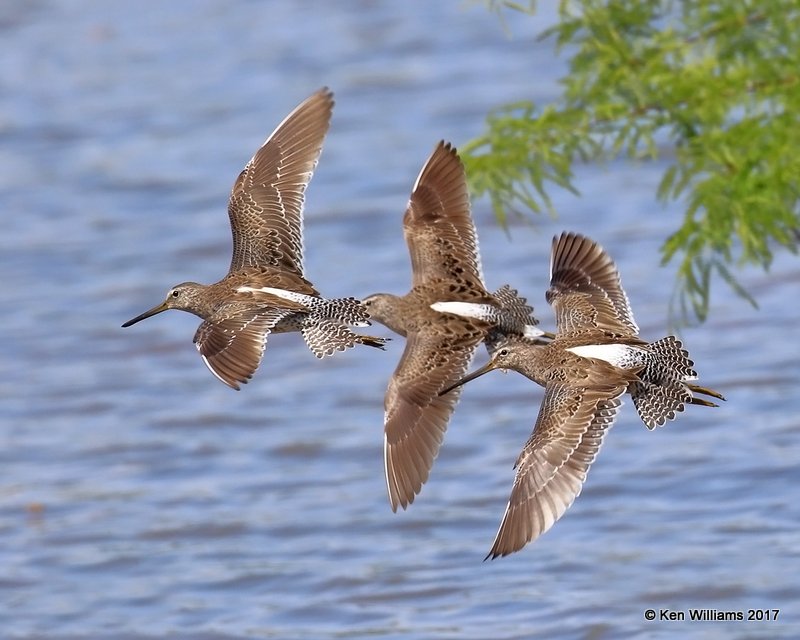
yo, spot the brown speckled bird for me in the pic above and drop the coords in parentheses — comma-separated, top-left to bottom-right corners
(442, 231, 724, 558)
(122, 88, 387, 389)
(364, 141, 547, 512)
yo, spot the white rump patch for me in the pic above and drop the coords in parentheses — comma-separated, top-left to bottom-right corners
(430, 301, 496, 320)
(566, 343, 647, 367)
(523, 325, 546, 339)
(432, 301, 545, 338)
(237, 286, 317, 306)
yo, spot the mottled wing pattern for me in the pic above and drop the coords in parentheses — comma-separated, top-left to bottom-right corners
(380, 142, 495, 511)
(403, 141, 486, 294)
(384, 327, 484, 511)
(193, 306, 293, 390)
(227, 88, 334, 274)
(487, 383, 624, 559)
(546, 232, 639, 336)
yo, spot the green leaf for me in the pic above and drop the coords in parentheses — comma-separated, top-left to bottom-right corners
(469, 0, 800, 324)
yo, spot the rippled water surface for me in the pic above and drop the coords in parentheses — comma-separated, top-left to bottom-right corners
(2, 2, 799, 638)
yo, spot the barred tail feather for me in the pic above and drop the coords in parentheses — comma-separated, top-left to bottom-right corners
(649, 336, 697, 381)
(492, 285, 537, 327)
(491, 285, 551, 339)
(299, 297, 388, 357)
(301, 318, 388, 358)
(325, 296, 372, 327)
(630, 336, 723, 429)
(630, 379, 692, 429)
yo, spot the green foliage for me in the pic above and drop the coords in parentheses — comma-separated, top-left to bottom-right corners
(465, 0, 800, 323)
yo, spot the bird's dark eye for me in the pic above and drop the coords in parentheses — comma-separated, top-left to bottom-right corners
(499, 348, 509, 357)
(171, 290, 180, 298)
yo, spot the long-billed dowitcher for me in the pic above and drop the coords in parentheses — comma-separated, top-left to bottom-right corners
(442, 231, 724, 558)
(122, 88, 387, 389)
(363, 141, 547, 512)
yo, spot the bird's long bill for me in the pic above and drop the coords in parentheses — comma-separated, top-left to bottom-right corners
(439, 360, 499, 397)
(121, 301, 169, 327)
